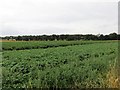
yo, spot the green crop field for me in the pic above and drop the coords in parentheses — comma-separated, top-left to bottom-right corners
(1, 40, 119, 89)
(1, 40, 114, 51)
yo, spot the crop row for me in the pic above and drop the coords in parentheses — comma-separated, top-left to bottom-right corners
(1, 40, 113, 51)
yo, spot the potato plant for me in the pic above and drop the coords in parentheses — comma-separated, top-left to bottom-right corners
(1, 40, 111, 51)
(2, 41, 118, 88)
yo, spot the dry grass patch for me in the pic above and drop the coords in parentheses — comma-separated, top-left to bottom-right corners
(106, 58, 120, 88)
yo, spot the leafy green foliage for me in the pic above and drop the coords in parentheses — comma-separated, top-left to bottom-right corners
(2, 41, 118, 88)
(2, 40, 112, 51)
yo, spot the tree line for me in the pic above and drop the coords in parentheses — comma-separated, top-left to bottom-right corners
(1, 32, 120, 41)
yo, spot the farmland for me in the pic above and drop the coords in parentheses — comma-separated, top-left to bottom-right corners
(1, 40, 119, 88)
(1, 40, 111, 51)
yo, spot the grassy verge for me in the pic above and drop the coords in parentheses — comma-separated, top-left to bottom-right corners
(106, 57, 120, 88)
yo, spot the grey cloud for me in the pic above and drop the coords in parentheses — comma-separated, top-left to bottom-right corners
(0, 0, 118, 36)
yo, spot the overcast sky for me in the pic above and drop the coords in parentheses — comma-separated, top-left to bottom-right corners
(0, 0, 118, 36)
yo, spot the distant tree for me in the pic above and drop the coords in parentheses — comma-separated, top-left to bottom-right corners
(104, 35, 109, 40)
(108, 33, 117, 40)
(118, 34, 120, 40)
(2, 32, 119, 41)
(16, 36, 23, 41)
